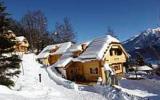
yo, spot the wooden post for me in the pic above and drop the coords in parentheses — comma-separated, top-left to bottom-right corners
(39, 74, 41, 82)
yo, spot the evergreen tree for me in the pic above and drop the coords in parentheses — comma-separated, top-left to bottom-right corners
(135, 53, 145, 66)
(0, 2, 21, 87)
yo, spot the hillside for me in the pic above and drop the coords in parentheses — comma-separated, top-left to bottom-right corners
(123, 27, 160, 64)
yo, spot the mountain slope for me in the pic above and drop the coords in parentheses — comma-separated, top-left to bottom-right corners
(123, 27, 160, 63)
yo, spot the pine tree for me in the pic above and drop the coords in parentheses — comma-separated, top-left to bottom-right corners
(0, 2, 21, 87)
(135, 53, 145, 66)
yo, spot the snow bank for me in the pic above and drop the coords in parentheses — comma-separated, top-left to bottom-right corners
(114, 85, 157, 98)
(0, 85, 13, 94)
(46, 66, 79, 90)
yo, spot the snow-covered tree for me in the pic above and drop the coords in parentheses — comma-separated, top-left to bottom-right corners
(0, 2, 21, 87)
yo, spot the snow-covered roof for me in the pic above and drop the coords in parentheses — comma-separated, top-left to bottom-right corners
(16, 36, 26, 42)
(37, 42, 72, 59)
(53, 57, 73, 68)
(51, 42, 72, 55)
(53, 35, 120, 68)
(53, 41, 93, 68)
(68, 44, 82, 52)
(136, 65, 153, 71)
(82, 41, 91, 46)
(37, 44, 59, 59)
(78, 35, 120, 60)
(53, 44, 78, 68)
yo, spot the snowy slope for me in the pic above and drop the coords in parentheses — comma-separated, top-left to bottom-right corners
(0, 54, 105, 100)
(123, 27, 160, 63)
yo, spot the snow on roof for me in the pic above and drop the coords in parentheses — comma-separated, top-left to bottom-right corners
(136, 65, 153, 71)
(53, 41, 93, 68)
(37, 44, 59, 59)
(53, 57, 73, 68)
(53, 45, 76, 68)
(16, 36, 26, 42)
(37, 42, 72, 59)
(151, 64, 159, 69)
(82, 41, 91, 46)
(68, 44, 82, 52)
(78, 35, 120, 60)
(51, 42, 72, 55)
(53, 50, 73, 68)
(52, 36, 121, 68)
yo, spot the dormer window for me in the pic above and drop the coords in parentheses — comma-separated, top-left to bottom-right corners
(110, 46, 122, 56)
(115, 48, 122, 55)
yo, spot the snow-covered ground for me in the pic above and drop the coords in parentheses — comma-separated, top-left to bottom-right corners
(119, 78, 160, 100)
(0, 54, 105, 100)
(0, 53, 160, 100)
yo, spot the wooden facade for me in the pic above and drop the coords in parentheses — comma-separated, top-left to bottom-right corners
(49, 54, 62, 65)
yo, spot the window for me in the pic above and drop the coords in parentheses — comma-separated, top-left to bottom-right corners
(110, 49, 113, 56)
(113, 65, 120, 71)
(115, 48, 122, 55)
(90, 68, 98, 74)
(110, 47, 122, 56)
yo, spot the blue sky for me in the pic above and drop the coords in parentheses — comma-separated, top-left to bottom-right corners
(4, 0, 160, 42)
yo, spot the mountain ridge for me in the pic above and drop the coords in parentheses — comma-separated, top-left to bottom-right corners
(123, 27, 160, 64)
